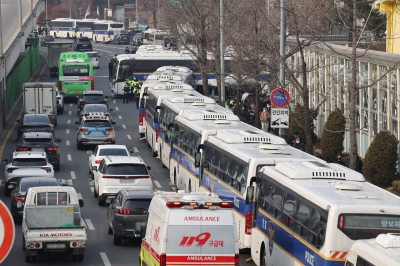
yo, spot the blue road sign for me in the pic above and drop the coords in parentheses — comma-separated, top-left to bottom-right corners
(124, 4, 135, 8)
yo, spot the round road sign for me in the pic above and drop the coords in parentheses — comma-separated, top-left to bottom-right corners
(0, 200, 15, 263)
(270, 88, 290, 108)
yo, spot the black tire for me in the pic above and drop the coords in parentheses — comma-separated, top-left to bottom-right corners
(57, 107, 64, 114)
(77, 140, 83, 150)
(4, 185, 10, 196)
(98, 197, 105, 206)
(160, 149, 166, 168)
(22, 236, 25, 251)
(113, 233, 121, 245)
(94, 184, 98, 198)
(89, 166, 92, 174)
(108, 223, 113, 234)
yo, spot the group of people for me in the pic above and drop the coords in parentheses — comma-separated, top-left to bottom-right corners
(125, 46, 137, 54)
(122, 74, 142, 108)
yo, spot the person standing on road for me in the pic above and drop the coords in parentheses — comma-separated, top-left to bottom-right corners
(122, 79, 131, 104)
(132, 78, 142, 109)
(125, 47, 130, 54)
(108, 60, 114, 81)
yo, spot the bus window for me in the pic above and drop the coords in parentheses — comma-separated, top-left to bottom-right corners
(356, 256, 375, 266)
(270, 184, 283, 220)
(282, 192, 297, 230)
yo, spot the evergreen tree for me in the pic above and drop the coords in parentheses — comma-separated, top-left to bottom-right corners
(321, 108, 346, 162)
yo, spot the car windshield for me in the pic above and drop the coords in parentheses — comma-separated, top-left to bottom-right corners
(87, 53, 98, 58)
(82, 120, 112, 127)
(84, 105, 107, 113)
(104, 164, 148, 175)
(20, 180, 58, 192)
(23, 138, 52, 144)
(81, 95, 105, 101)
(99, 148, 128, 156)
(12, 158, 47, 166)
(23, 116, 49, 124)
(123, 199, 151, 211)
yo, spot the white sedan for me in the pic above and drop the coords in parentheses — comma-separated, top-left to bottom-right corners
(87, 145, 134, 178)
(2, 151, 54, 196)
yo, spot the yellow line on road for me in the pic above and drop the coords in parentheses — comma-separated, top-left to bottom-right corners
(0, 53, 48, 160)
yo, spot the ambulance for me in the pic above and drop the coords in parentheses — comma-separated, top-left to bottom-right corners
(139, 191, 239, 266)
(345, 233, 400, 266)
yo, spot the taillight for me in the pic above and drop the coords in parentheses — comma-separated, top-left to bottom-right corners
(339, 215, 344, 228)
(7, 168, 18, 173)
(46, 147, 58, 151)
(14, 196, 25, 202)
(95, 160, 102, 164)
(96, 58, 98, 61)
(59, 81, 62, 91)
(41, 167, 52, 173)
(155, 128, 159, 143)
(104, 128, 114, 132)
(91, 81, 94, 90)
(118, 208, 131, 214)
(160, 253, 166, 266)
(245, 211, 252, 235)
(19, 127, 28, 131)
(71, 242, 77, 247)
(139, 113, 143, 126)
(17, 147, 30, 151)
(235, 254, 240, 266)
(80, 128, 89, 132)
(43, 126, 52, 130)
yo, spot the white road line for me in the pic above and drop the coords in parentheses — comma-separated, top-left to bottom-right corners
(77, 193, 82, 200)
(69, 111, 72, 115)
(113, 100, 116, 104)
(70, 103, 73, 107)
(127, 135, 132, 140)
(90, 187, 94, 192)
(66, 129, 70, 134)
(85, 219, 95, 230)
(100, 252, 111, 266)
(154, 180, 162, 189)
(122, 124, 126, 129)
(172, 187, 177, 191)
(70, 171, 76, 179)
(118, 115, 122, 119)
(133, 147, 139, 153)
(66, 140, 70, 146)
(115, 107, 119, 111)
(67, 120, 71, 124)
(67, 154, 72, 161)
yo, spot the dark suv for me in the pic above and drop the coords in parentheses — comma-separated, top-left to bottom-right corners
(16, 114, 54, 140)
(15, 132, 62, 171)
(75, 37, 93, 52)
(114, 33, 130, 45)
(107, 190, 154, 245)
(77, 91, 109, 116)
(41, 35, 54, 46)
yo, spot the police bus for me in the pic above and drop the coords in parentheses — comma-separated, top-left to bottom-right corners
(92, 21, 125, 43)
(49, 18, 77, 39)
(192, 131, 324, 250)
(144, 91, 216, 159)
(76, 19, 97, 39)
(138, 83, 195, 139)
(248, 161, 400, 266)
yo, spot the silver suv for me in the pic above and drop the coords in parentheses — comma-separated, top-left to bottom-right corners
(75, 113, 116, 150)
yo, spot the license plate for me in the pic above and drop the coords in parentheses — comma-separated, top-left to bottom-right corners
(90, 131, 103, 136)
(73, 90, 81, 94)
(120, 179, 134, 183)
(46, 243, 67, 249)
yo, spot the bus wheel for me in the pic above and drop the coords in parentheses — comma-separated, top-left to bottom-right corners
(67, 33, 70, 39)
(260, 243, 267, 266)
(54, 33, 57, 38)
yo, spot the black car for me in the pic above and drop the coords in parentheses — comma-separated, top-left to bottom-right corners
(75, 37, 92, 52)
(41, 35, 54, 46)
(10, 177, 59, 220)
(114, 33, 130, 45)
(16, 114, 54, 140)
(77, 91, 109, 116)
(79, 104, 113, 122)
(15, 132, 62, 171)
(107, 190, 154, 245)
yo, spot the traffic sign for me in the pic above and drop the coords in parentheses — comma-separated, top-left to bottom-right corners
(124, 4, 135, 8)
(270, 108, 289, 128)
(270, 88, 290, 108)
(0, 200, 15, 263)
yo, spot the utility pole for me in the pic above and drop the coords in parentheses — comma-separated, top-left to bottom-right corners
(220, 0, 225, 106)
(278, 0, 286, 136)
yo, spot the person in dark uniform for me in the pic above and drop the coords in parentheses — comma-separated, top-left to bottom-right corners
(108, 60, 114, 80)
(122, 79, 131, 104)
(125, 47, 130, 54)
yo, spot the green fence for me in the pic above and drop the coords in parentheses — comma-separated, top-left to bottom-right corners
(6, 41, 39, 111)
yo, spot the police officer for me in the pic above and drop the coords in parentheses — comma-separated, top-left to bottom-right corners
(113, 53, 117, 60)
(108, 60, 114, 80)
(129, 77, 135, 102)
(122, 79, 131, 104)
(132, 77, 141, 109)
(125, 46, 130, 54)
(130, 46, 137, 54)
(72, 30, 76, 41)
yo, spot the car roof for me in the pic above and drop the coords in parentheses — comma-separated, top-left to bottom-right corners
(12, 151, 47, 158)
(19, 177, 58, 185)
(23, 113, 48, 118)
(22, 132, 53, 138)
(97, 145, 128, 150)
(122, 190, 154, 199)
(83, 104, 107, 109)
(104, 156, 145, 164)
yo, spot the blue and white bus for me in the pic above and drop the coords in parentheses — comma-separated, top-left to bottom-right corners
(76, 19, 98, 39)
(92, 21, 124, 43)
(49, 18, 77, 39)
(191, 131, 324, 250)
(249, 161, 400, 266)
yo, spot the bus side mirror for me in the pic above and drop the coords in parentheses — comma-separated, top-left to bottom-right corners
(245, 186, 254, 205)
(194, 152, 201, 168)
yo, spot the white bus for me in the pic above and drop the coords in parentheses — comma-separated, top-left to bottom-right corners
(76, 19, 98, 39)
(145, 91, 216, 159)
(249, 161, 400, 266)
(152, 66, 195, 87)
(49, 18, 77, 39)
(346, 234, 400, 266)
(192, 131, 324, 250)
(138, 83, 195, 139)
(92, 21, 125, 43)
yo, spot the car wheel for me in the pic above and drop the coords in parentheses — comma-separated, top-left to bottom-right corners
(108, 222, 113, 234)
(89, 165, 92, 174)
(4, 185, 10, 196)
(160, 148, 166, 168)
(93, 182, 98, 198)
(77, 140, 83, 150)
(98, 197, 105, 206)
(113, 233, 121, 245)
(22, 236, 26, 251)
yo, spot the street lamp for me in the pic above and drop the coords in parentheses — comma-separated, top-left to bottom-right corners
(70, 0, 72, 18)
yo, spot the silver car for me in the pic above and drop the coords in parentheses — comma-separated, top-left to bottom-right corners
(56, 87, 64, 114)
(86, 52, 100, 69)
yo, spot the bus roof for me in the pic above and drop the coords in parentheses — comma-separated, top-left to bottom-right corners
(136, 45, 165, 52)
(163, 93, 216, 105)
(156, 66, 192, 73)
(178, 108, 239, 121)
(143, 82, 194, 91)
(144, 73, 186, 83)
(59, 52, 89, 63)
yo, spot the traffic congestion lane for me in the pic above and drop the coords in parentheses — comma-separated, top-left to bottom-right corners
(0, 42, 255, 266)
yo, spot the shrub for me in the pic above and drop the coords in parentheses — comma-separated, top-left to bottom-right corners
(363, 131, 399, 187)
(288, 104, 318, 145)
(320, 108, 346, 163)
(393, 180, 400, 194)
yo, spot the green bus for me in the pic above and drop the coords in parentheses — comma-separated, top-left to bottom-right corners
(58, 52, 94, 97)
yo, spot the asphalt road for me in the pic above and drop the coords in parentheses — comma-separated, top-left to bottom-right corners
(0, 41, 256, 266)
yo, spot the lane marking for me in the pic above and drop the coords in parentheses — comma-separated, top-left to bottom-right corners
(66, 129, 70, 134)
(154, 180, 162, 189)
(127, 135, 131, 140)
(85, 219, 95, 230)
(118, 115, 122, 120)
(70, 171, 76, 179)
(133, 147, 139, 153)
(100, 252, 111, 266)
(67, 154, 72, 161)
(115, 107, 119, 111)
(90, 187, 94, 192)
(70, 103, 73, 107)
(122, 124, 126, 129)
(68, 111, 72, 115)
(113, 100, 116, 104)
(67, 119, 71, 124)
(66, 140, 70, 146)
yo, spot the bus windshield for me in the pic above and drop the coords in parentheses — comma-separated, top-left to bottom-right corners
(62, 65, 89, 76)
(117, 61, 131, 80)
